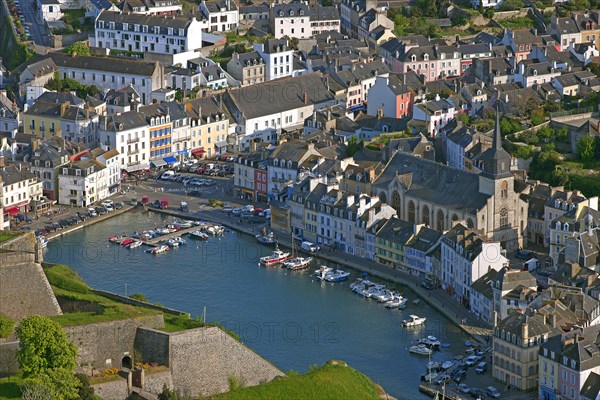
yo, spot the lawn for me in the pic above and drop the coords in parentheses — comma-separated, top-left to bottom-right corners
(0, 232, 21, 243)
(0, 376, 22, 400)
(501, 16, 536, 29)
(44, 264, 163, 326)
(206, 361, 383, 400)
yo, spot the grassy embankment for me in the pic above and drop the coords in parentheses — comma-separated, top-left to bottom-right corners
(207, 361, 384, 400)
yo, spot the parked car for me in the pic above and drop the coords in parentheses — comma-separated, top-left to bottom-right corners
(475, 362, 488, 374)
(514, 250, 534, 260)
(161, 171, 174, 180)
(87, 207, 97, 217)
(458, 384, 470, 394)
(475, 351, 485, 361)
(104, 204, 114, 212)
(232, 208, 242, 215)
(152, 200, 161, 208)
(434, 374, 451, 385)
(470, 388, 486, 399)
(465, 355, 478, 366)
(180, 201, 189, 212)
(96, 207, 107, 215)
(114, 202, 123, 210)
(223, 206, 233, 213)
(421, 279, 435, 290)
(486, 386, 500, 398)
(453, 369, 467, 383)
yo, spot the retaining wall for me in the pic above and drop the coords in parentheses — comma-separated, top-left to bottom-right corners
(0, 341, 19, 377)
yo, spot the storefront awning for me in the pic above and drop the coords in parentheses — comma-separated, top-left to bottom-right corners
(163, 156, 177, 164)
(192, 148, 206, 155)
(151, 159, 167, 168)
(215, 141, 228, 149)
(4, 206, 19, 215)
(124, 163, 150, 173)
(109, 183, 120, 191)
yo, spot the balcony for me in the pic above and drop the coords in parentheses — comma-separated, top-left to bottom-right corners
(127, 138, 139, 144)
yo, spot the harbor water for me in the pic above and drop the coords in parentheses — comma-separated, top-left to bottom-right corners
(45, 210, 472, 399)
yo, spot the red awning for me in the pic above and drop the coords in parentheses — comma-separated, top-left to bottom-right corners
(192, 148, 206, 155)
(5, 206, 19, 215)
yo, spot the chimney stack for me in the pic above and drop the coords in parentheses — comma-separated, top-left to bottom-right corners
(522, 321, 529, 343)
(303, 91, 308, 104)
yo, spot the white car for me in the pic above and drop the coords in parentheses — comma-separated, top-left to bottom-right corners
(486, 386, 501, 399)
(102, 200, 113, 207)
(458, 384, 469, 394)
(104, 204, 114, 212)
(465, 355, 478, 366)
(87, 207, 97, 217)
(242, 205, 254, 213)
(232, 208, 242, 215)
(223, 206, 233, 213)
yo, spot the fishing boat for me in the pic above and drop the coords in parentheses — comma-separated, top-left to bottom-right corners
(402, 315, 426, 327)
(314, 266, 334, 281)
(259, 247, 290, 266)
(148, 245, 169, 254)
(409, 344, 433, 356)
(128, 241, 143, 249)
(188, 230, 209, 240)
(255, 229, 277, 246)
(120, 238, 135, 247)
(284, 257, 313, 270)
(324, 269, 350, 282)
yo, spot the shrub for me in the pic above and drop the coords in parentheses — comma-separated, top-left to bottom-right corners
(129, 293, 148, 302)
(101, 368, 120, 377)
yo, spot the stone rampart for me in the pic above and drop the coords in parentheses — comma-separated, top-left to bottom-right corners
(0, 341, 19, 377)
(64, 315, 164, 372)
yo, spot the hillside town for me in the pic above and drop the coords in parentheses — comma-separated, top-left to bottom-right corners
(2, 0, 600, 397)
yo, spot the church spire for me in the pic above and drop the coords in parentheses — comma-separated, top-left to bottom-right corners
(494, 105, 502, 151)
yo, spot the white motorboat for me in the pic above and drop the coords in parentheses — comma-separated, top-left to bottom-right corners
(259, 247, 290, 266)
(363, 284, 385, 298)
(188, 230, 209, 240)
(207, 226, 224, 235)
(398, 297, 408, 309)
(128, 240, 143, 249)
(284, 257, 313, 270)
(419, 335, 441, 349)
(147, 245, 169, 254)
(156, 228, 171, 235)
(384, 296, 405, 308)
(324, 269, 350, 282)
(167, 237, 186, 247)
(409, 344, 433, 356)
(402, 315, 426, 327)
(315, 266, 334, 281)
(374, 290, 394, 303)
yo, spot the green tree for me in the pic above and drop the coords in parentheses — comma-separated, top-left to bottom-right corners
(64, 41, 90, 56)
(347, 136, 363, 156)
(536, 126, 554, 141)
(158, 384, 180, 400)
(21, 368, 80, 400)
(75, 373, 95, 400)
(577, 135, 596, 165)
(556, 126, 569, 141)
(512, 144, 533, 159)
(15, 316, 78, 377)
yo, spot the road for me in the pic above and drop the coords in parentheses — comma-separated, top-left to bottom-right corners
(18, 0, 51, 47)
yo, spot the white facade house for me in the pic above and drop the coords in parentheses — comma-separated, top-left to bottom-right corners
(412, 97, 457, 137)
(98, 111, 151, 173)
(440, 224, 509, 304)
(1, 165, 43, 229)
(271, 3, 311, 39)
(253, 39, 294, 81)
(471, 0, 502, 8)
(49, 53, 164, 105)
(39, 0, 64, 21)
(199, 0, 239, 32)
(95, 148, 121, 194)
(58, 160, 109, 207)
(93, 11, 204, 55)
(514, 61, 561, 88)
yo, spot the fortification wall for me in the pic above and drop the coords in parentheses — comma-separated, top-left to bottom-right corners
(64, 315, 164, 372)
(167, 327, 283, 398)
(134, 328, 170, 367)
(92, 378, 129, 400)
(0, 233, 62, 321)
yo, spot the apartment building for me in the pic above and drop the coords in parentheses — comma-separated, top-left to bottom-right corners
(58, 159, 108, 206)
(98, 110, 150, 172)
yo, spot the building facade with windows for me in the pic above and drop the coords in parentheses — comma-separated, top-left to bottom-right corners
(98, 111, 150, 173)
(57, 160, 108, 207)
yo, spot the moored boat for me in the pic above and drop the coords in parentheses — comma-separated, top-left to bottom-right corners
(419, 335, 442, 350)
(256, 232, 277, 246)
(284, 257, 313, 270)
(148, 245, 170, 254)
(259, 247, 290, 266)
(120, 238, 135, 247)
(167, 237, 186, 247)
(409, 344, 432, 356)
(128, 241, 143, 249)
(188, 230, 209, 240)
(109, 235, 125, 243)
(402, 315, 426, 327)
(324, 269, 350, 282)
(314, 266, 334, 281)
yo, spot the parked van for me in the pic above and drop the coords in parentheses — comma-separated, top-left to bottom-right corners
(475, 362, 488, 374)
(301, 241, 319, 253)
(180, 201, 189, 212)
(160, 198, 169, 209)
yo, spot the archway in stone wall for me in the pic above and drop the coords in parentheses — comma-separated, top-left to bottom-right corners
(379, 191, 387, 204)
(436, 210, 445, 231)
(392, 190, 401, 216)
(408, 201, 416, 224)
(451, 214, 459, 227)
(422, 205, 430, 227)
(467, 218, 474, 229)
(122, 356, 133, 369)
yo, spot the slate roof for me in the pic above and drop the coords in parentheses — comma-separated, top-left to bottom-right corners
(105, 110, 148, 131)
(223, 73, 333, 121)
(97, 10, 195, 30)
(273, 3, 309, 17)
(25, 58, 58, 78)
(261, 39, 290, 54)
(0, 165, 37, 185)
(496, 310, 554, 338)
(581, 372, 600, 399)
(555, 17, 581, 35)
(204, 0, 237, 12)
(49, 52, 159, 76)
(37, 91, 85, 106)
(309, 4, 339, 21)
(471, 269, 499, 301)
(372, 152, 490, 210)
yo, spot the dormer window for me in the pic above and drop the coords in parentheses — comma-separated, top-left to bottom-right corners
(556, 222, 561, 230)
(279, 10, 283, 16)
(424, 54, 429, 61)
(299, 10, 304, 15)
(533, 70, 538, 76)
(411, 55, 416, 62)
(290, 10, 294, 16)
(564, 222, 569, 231)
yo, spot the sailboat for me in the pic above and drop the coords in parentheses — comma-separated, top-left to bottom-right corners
(283, 233, 312, 270)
